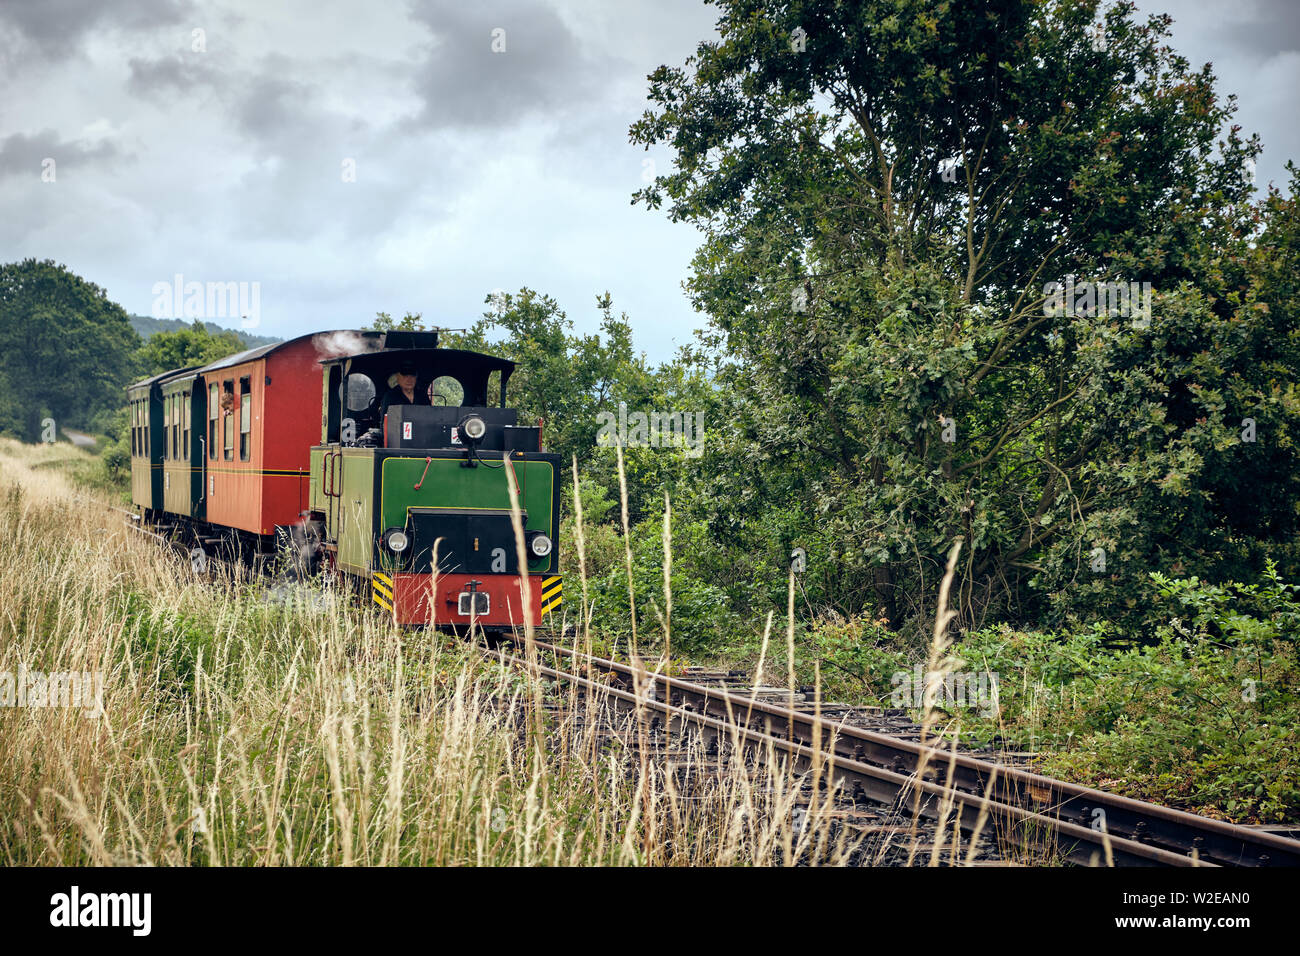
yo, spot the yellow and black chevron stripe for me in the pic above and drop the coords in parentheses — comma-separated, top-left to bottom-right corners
(539, 575, 562, 617)
(372, 571, 393, 611)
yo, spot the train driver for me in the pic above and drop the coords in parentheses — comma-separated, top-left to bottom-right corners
(378, 359, 431, 419)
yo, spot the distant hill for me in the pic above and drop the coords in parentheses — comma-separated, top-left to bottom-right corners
(129, 315, 282, 350)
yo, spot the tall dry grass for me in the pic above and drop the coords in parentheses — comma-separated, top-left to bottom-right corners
(0, 438, 873, 866)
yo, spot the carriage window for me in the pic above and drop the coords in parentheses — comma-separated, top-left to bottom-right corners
(208, 384, 218, 459)
(223, 380, 234, 460)
(183, 393, 191, 459)
(164, 396, 171, 460)
(239, 377, 251, 461)
(171, 395, 180, 460)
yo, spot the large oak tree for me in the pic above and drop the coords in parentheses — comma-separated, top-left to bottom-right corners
(632, 0, 1295, 632)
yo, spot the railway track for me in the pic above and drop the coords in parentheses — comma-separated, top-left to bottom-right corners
(494, 633, 1300, 868)
(122, 511, 1300, 867)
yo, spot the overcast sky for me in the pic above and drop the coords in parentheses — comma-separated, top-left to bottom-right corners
(1, 0, 1295, 362)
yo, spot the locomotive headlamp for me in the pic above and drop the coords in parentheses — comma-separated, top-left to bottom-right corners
(382, 527, 409, 553)
(460, 415, 487, 442)
(527, 532, 553, 558)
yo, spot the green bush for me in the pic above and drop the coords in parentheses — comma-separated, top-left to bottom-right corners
(954, 569, 1300, 823)
(795, 565, 1300, 823)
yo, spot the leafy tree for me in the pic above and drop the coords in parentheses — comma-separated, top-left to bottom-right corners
(447, 289, 659, 478)
(137, 320, 245, 377)
(0, 258, 141, 441)
(369, 311, 428, 331)
(631, 0, 1287, 633)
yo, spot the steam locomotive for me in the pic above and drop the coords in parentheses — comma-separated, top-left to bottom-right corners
(126, 329, 562, 629)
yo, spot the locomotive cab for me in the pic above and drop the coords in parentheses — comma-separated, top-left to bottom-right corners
(322, 342, 515, 442)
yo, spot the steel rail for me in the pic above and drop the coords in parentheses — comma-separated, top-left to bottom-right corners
(518, 636, 1300, 867)
(500, 643, 1198, 866)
